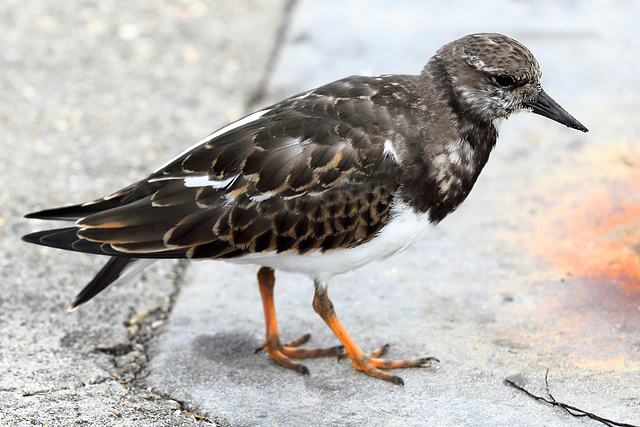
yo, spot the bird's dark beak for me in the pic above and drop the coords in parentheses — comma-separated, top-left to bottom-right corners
(524, 89, 588, 133)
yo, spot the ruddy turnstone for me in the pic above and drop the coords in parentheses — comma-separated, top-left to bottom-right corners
(23, 33, 587, 385)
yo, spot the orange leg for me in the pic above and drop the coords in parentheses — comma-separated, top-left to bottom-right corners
(312, 284, 438, 385)
(257, 267, 344, 375)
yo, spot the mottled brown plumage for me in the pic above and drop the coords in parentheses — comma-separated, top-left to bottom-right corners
(23, 33, 587, 384)
(38, 76, 419, 260)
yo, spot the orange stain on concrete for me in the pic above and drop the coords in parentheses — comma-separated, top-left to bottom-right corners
(523, 142, 640, 369)
(574, 353, 640, 371)
(531, 143, 640, 294)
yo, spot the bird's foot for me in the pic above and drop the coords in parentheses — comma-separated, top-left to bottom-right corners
(312, 284, 438, 385)
(256, 333, 345, 375)
(339, 344, 439, 385)
(338, 342, 390, 361)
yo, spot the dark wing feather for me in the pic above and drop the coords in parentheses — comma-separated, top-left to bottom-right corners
(22, 75, 423, 308)
(24, 180, 166, 221)
(22, 227, 187, 258)
(24, 75, 418, 262)
(69, 257, 133, 309)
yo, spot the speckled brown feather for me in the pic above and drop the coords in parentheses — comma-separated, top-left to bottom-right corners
(59, 76, 421, 259)
(22, 32, 588, 324)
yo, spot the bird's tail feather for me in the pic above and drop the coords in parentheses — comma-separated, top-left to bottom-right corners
(69, 257, 156, 310)
(21, 227, 188, 258)
(23, 178, 159, 221)
(24, 201, 121, 221)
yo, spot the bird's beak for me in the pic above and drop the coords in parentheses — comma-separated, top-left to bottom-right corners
(524, 89, 588, 133)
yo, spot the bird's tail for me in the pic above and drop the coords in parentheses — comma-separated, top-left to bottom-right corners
(69, 257, 156, 310)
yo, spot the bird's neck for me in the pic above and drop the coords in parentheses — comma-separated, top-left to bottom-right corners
(421, 56, 497, 137)
(419, 56, 498, 164)
(397, 59, 499, 223)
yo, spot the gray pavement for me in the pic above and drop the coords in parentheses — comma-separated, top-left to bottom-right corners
(1, 0, 291, 425)
(3, 0, 640, 426)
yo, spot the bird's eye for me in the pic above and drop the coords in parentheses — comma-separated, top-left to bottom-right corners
(494, 74, 516, 87)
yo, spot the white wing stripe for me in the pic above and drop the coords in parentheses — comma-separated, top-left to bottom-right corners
(183, 174, 239, 188)
(383, 139, 399, 162)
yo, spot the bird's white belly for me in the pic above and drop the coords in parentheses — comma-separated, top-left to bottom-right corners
(223, 202, 434, 283)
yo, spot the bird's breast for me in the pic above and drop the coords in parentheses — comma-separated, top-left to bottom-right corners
(431, 138, 477, 205)
(222, 200, 434, 282)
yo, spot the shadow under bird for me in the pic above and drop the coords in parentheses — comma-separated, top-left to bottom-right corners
(23, 33, 588, 385)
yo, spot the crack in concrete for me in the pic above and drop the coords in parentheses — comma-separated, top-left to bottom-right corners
(1, 376, 112, 398)
(98, 260, 187, 379)
(145, 390, 219, 425)
(80, 4, 298, 423)
(246, 0, 298, 111)
(105, 260, 222, 424)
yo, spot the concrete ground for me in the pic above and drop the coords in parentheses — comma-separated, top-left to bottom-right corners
(2, 0, 639, 426)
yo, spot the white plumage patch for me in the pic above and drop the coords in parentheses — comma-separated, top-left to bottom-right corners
(183, 174, 239, 189)
(294, 90, 316, 100)
(383, 139, 399, 162)
(249, 192, 275, 203)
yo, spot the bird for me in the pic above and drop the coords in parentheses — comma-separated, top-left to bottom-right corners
(23, 33, 588, 385)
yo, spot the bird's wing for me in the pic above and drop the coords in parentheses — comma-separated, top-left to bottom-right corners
(24, 76, 405, 259)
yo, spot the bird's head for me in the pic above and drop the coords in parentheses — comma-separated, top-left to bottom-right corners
(431, 33, 588, 132)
